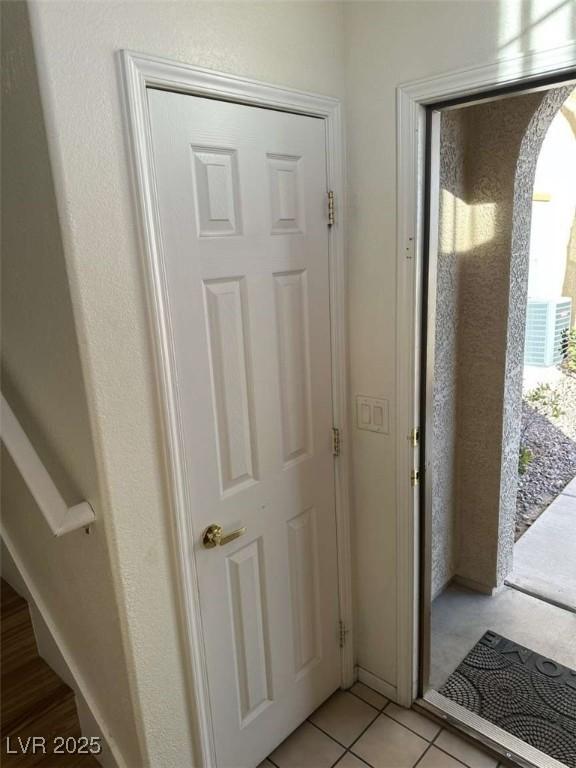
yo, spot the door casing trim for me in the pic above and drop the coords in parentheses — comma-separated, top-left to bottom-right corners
(395, 41, 576, 707)
(119, 50, 353, 767)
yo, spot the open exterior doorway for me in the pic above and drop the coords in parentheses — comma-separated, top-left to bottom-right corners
(417, 75, 576, 767)
(506, 92, 576, 612)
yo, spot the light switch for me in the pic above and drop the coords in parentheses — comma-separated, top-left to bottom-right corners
(355, 395, 389, 434)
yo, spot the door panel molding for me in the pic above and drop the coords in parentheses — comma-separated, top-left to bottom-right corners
(119, 51, 352, 767)
(395, 41, 576, 709)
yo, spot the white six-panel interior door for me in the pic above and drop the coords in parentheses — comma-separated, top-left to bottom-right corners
(147, 88, 342, 767)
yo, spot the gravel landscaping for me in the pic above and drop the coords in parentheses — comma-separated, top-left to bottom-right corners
(516, 371, 576, 539)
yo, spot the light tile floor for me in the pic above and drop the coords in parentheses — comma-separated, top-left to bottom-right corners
(262, 684, 503, 768)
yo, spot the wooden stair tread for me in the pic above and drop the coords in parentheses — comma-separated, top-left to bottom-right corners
(1, 580, 29, 618)
(2, 594, 37, 675)
(38, 754, 103, 767)
(2, 656, 74, 736)
(1, 693, 81, 767)
(1, 579, 100, 766)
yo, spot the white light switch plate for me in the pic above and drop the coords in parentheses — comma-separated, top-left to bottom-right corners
(356, 395, 389, 434)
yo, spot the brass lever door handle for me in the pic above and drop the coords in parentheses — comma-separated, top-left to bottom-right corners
(202, 523, 246, 549)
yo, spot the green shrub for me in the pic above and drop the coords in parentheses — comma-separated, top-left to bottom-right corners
(518, 446, 534, 475)
(525, 383, 564, 419)
(518, 383, 564, 478)
(562, 328, 576, 374)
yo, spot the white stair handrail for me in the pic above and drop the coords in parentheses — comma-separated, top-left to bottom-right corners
(1, 393, 95, 536)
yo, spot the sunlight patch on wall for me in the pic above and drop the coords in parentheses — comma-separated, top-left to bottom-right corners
(440, 191, 496, 255)
(498, 0, 575, 56)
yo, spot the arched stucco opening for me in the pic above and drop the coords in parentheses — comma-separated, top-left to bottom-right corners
(431, 83, 574, 600)
(498, 85, 574, 586)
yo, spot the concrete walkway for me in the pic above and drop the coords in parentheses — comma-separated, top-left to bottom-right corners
(507, 476, 576, 612)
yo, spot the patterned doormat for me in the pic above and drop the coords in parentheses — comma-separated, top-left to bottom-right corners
(439, 631, 576, 767)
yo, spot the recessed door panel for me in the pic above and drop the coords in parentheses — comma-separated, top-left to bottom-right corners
(288, 508, 322, 678)
(204, 277, 257, 494)
(227, 539, 272, 725)
(192, 147, 242, 236)
(274, 270, 313, 465)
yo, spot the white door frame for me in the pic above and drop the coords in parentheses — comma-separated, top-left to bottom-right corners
(395, 42, 576, 706)
(119, 51, 353, 767)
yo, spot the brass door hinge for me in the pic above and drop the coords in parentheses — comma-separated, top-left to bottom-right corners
(339, 620, 349, 648)
(332, 427, 341, 457)
(411, 469, 420, 487)
(328, 191, 335, 227)
(409, 427, 420, 447)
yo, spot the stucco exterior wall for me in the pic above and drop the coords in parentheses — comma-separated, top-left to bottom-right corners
(430, 110, 466, 599)
(431, 85, 572, 596)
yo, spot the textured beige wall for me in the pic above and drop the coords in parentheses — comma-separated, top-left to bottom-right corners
(20, 2, 346, 765)
(1, 3, 142, 764)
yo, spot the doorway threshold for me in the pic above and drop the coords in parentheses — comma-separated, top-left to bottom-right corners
(415, 691, 569, 768)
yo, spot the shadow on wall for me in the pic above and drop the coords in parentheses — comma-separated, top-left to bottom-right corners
(1, 0, 96, 501)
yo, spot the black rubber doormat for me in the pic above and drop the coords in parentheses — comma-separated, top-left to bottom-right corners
(438, 631, 576, 767)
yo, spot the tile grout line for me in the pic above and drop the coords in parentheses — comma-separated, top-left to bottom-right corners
(409, 728, 444, 768)
(432, 728, 499, 768)
(307, 717, 351, 750)
(271, 692, 486, 768)
(339, 748, 375, 768)
(347, 701, 392, 752)
(327, 697, 392, 768)
(308, 705, 382, 752)
(411, 741, 435, 768)
(270, 688, 389, 768)
(378, 708, 442, 744)
(347, 688, 388, 711)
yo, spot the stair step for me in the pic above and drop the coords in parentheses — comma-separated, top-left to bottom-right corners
(39, 753, 102, 767)
(1, 598, 38, 675)
(1, 692, 82, 767)
(1, 657, 76, 737)
(1, 580, 29, 618)
(1, 580, 99, 766)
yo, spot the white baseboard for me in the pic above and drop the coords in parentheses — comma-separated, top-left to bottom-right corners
(356, 666, 398, 702)
(1, 534, 123, 768)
